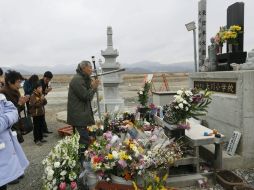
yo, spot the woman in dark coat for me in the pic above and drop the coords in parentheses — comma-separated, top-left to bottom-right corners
(0, 70, 29, 143)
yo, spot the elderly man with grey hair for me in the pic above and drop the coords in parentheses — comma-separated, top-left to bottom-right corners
(67, 60, 100, 163)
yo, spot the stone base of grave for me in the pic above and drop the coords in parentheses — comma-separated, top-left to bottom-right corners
(189, 70, 254, 168)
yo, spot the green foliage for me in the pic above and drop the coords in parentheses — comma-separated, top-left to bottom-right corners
(138, 82, 151, 107)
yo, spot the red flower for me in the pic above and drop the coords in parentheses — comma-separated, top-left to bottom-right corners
(59, 182, 66, 190)
(70, 181, 78, 190)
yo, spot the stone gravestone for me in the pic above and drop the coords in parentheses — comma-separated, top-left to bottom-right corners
(217, 2, 247, 70)
(227, 2, 244, 52)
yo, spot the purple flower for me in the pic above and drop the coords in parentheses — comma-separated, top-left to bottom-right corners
(192, 94, 203, 103)
(177, 124, 190, 130)
(118, 160, 127, 168)
(103, 131, 112, 141)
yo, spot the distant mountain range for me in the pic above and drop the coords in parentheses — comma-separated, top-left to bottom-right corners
(1, 60, 194, 75)
(124, 61, 194, 73)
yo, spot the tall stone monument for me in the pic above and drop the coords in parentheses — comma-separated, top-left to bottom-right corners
(198, 0, 207, 71)
(101, 26, 124, 112)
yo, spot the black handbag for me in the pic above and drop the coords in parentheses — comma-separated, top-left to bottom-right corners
(19, 107, 33, 135)
(12, 123, 24, 143)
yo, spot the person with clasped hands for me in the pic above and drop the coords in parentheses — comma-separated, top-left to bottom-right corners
(0, 94, 29, 190)
(67, 60, 100, 163)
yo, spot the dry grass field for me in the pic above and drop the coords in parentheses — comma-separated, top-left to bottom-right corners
(45, 72, 190, 90)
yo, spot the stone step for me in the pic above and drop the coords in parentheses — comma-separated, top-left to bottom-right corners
(166, 173, 205, 188)
(200, 144, 243, 170)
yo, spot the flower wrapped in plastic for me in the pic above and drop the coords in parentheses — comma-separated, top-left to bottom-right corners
(163, 88, 212, 129)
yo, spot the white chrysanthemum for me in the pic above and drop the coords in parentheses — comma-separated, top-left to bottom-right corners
(112, 151, 119, 159)
(183, 100, 188, 104)
(185, 90, 193, 96)
(179, 103, 184, 109)
(139, 91, 143, 95)
(47, 169, 54, 181)
(185, 107, 189, 111)
(60, 170, 67, 176)
(52, 179, 56, 186)
(177, 90, 183, 95)
(54, 162, 60, 168)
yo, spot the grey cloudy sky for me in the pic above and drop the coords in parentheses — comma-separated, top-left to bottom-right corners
(0, 0, 254, 68)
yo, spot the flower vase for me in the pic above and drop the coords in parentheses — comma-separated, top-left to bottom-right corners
(228, 44, 233, 53)
(163, 119, 186, 140)
(111, 174, 133, 185)
(83, 171, 98, 189)
(234, 44, 239, 52)
(217, 45, 223, 54)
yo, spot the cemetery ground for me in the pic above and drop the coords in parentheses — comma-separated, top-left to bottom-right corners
(8, 73, 254, 190)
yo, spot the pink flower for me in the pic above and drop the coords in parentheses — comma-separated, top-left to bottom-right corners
(59, 182, 67, 190)
(71, 181, 78, 190)
(118, 160, 127, 168)
(150, 135, 157, 142)
(149, 103, 155, 109)
(103, 131, 112, 141)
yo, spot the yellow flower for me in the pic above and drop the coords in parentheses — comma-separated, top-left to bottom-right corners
(163, 174, 168, 181)
(129, 143, 135, 150)
(230, 25, 241, 32)
(132, 182, 138, 190)
(138, 147, 144, 154)
(108, 153, 113, 160)
(124, 139, 130, 145)
(154, 175, 160, 183)
(147, 185, 152, 190)
(119, 150, 129, 160)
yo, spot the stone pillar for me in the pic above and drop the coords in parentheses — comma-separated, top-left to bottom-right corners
(101, 26, 124, 112)
(107, 26, 113, 48)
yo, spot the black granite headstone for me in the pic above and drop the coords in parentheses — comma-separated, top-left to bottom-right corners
(216, 2, 246, 71)
(227, 2, 244, 52)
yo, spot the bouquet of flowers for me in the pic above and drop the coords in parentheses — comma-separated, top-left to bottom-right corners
(223, 25, 242, 45)
(84, 130, 146, 180)
(163, 88, 212, 129)
(84, 133, 117, 179)
(143, 173, 169, 190)
(214, 26, 227, 45)
(42, 133, 80, 190)
(142, 140, 183, 172)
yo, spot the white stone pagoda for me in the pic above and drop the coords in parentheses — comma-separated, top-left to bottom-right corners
(101, 26, 124, 112)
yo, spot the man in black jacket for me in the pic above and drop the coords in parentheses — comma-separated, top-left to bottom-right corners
(67, 61, 100, 163)
(40, 71, 53, 134)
